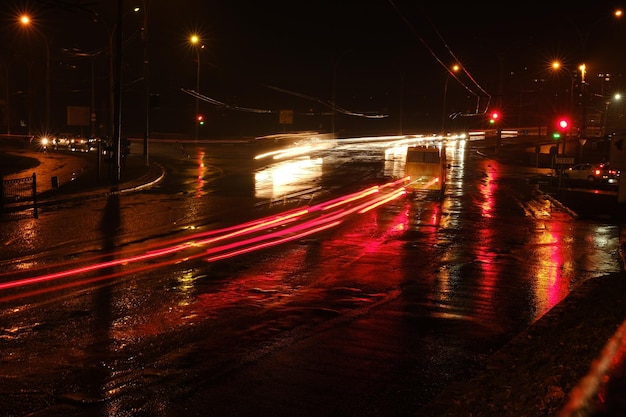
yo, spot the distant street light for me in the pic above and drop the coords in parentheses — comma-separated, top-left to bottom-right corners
(601, 93, 621, 161)
(190, 34, 203, 142)
(19, 14, 50, 134)
(551, 61, 575, 116)
(441, 64, 460, 134)
(602, 93, 621, 138)
(551, 60, 579, 155)
(570, 9, 623, 62)
(563, 9, 622, 142)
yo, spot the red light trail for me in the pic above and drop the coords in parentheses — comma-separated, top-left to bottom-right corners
(0, 178, 411, 301)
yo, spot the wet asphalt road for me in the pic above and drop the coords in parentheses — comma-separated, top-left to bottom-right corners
(1, 137, 624, 416)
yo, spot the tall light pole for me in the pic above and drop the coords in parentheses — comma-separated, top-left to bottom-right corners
(140, 1, 151, 165)
(602, 93, 621, 137)
(19, 14, 50, 134)
(551, 61, 575, 117)
(110, 0, 125, 184)
(441, 64, 460, 134)
(563, 9, 622, 143)
(551, 61, 577, 155)
(190, 35, 202, 142)
(579, 63, 587, 141)
(601, 93, 621, 161)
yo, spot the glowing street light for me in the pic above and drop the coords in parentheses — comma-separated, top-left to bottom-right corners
(441, 64, 460, 133)
(551, 60, 580, 152)
(190, 34, 203, 142)
(603, 93, 621, 137)
(551, 60, 576, 114)
(19, 13, 50, 134)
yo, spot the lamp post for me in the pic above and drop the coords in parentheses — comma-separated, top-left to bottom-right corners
(601, 93, 621, 161)
(551, 61, 575, 116)
(190, 35, 202, 142)
(563, 9, 621, 142)
(140, 1, 151, 165)
(19, 14, 50, 134)
(569, 9, 623, 64)
(551, 61, 577, 155)
(441, 64, 460, 134)
(602, 93, 621, 137)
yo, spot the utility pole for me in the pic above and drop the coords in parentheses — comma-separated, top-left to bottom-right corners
(112, 0, 123, 184)
(142, 0, 150, 165)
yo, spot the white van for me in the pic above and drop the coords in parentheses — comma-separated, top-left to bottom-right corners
(404, 145, 446, 197)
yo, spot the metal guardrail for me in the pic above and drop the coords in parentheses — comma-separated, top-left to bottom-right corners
(1, 172, 38, 219)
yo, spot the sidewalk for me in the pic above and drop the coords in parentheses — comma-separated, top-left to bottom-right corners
(496, 141, 626, 416)
(1, 145, 164, 204)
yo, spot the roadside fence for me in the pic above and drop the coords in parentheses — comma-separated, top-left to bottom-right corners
(0, 173, 38, 219)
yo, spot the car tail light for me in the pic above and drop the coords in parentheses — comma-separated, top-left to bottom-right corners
(594, 169, 601, 175)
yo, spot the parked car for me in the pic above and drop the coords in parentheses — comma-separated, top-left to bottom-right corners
(54, 133, 74, 150)
(562, 163, 620, 184)
(69, 137, 92, 152)
(51, 136, 68, 149)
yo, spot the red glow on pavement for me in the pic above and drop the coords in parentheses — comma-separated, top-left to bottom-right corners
(206, 220, 342, 262)
(358, 189, 406, 213)
(0, 178, 408, 300)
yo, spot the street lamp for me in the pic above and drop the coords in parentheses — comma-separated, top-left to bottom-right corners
(139, 1, 151, 165)
(551, 61, 575, 115)
(19, 14, 50, 134)
(190, 34, 203, 142)
(601, 93, 621, 161)
(569, 9, 623, 63)
(441, 64, 460, 134)
(551, 61, 578, 155)
(602, 93, 621, 137)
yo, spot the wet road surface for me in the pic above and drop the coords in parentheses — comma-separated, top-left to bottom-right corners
(0, 137, 623, 416)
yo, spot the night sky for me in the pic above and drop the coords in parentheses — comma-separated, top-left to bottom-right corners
(3, 0, 626, 138)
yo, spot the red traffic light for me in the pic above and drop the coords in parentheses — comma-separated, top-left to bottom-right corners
(557, 118, 569, 131)
(490, 111, 500, 120)
(197, 115, 204, 122)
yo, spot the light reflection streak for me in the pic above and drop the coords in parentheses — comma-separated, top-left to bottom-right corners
(358, 189, 406, 213)
(479, 160, 496, 218)
(254, 157, 323, 200)
(196, 150, 206, 198)
(254, 143, 331, 160)
(0, 178, 409, 300)
(206, 220, 342, 262)
(532, 222, 569, 316)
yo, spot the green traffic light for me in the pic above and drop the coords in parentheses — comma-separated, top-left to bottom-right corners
(552, 132, 561, 139)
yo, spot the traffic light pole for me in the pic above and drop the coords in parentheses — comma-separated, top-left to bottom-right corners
(558, 135, 564, 189)
(555, 118, 571, 189)
(194, 47, 200, 143)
